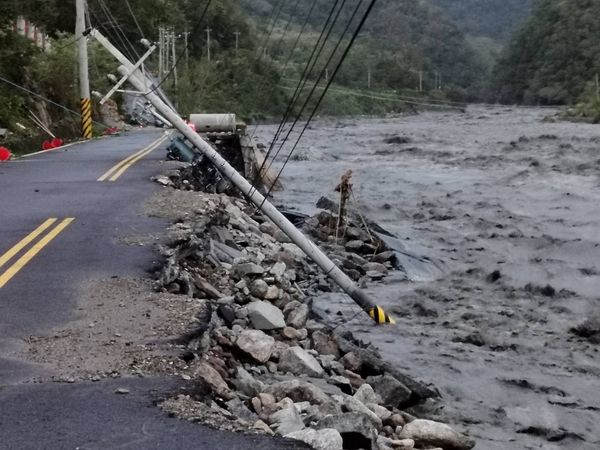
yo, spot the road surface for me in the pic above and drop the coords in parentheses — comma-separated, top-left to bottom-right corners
(0, 130, 305, 450)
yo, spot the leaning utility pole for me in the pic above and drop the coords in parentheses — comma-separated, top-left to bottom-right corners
(76, 0, 92, 138)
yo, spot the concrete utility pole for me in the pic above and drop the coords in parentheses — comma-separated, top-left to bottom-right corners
(171, 31, 178, 88)
(233, 30, 240, 50)
(76, 0, 92, 138)
(184, 30, 190, 70)
(419, 70, 423, 92)
(205, 27, 212, 62)
(367, 68, 372, 90)
(158, 27, 164, 79)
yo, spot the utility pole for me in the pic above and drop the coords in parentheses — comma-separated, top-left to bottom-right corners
(419, 70, 423, 93)
(367, 68, 372, 90)
(205, 27, 212, 62)
(171, 31, 178, 88)
(158, 27, 164, 79)
(596, 73, 599, 102)
(325, 68, 329, 84)
(233, 30, 240, 50)
(184, 30, 190, 70)
(76, 0, 92, 138)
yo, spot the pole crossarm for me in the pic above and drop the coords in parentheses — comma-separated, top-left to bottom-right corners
(100, 44, 156, 105)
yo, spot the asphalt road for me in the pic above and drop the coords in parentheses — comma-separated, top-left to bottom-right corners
(0, 130, 306, 450)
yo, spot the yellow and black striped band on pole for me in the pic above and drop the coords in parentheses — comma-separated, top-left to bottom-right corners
(81, 97, 93, 139)
(369, 305, 396, 325)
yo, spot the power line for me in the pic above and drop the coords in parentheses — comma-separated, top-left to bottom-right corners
(248, 0, 344, 196)
(271, 0, 302, 59)
(0, 73, 109, 129)
(264, 0, 379, 202)
(124, 0, 145, 39)
(262, 0, 354, 177)
(281, 0, 319, 75)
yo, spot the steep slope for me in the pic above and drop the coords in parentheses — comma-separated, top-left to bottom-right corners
(493, 0, 600, 104)
(429, 0, 534, 41)
(241, 0, 487, 98)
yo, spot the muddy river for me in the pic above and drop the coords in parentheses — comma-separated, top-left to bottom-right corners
(255, 107, 600, 449)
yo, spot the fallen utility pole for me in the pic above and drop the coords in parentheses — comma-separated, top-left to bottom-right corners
(93, 29, 395, 325)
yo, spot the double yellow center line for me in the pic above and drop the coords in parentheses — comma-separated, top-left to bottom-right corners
(0, 218, 74, 289)
(98, 134, 168, 182)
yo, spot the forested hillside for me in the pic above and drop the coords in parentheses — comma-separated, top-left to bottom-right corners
(242, 0, 487, 99)
(493, 0, 600, 105)
(429, 0, 534, 41)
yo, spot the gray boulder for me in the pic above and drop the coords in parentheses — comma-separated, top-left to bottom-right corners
(367, 374, 411, 408)
(233, 262, 264, 276)
(232, 367, 265, 397)
(398, 419, 475, 450)
(247, 301, 286, 330)
(266, 379, 331, 405)
(193, 361, 233, 400)
(279, 346, 324, 377)
(250, 279, 269, 298)
(269, 405, 305, 435)
(236, 329, 275, 363)
(316, 412, 377, 449)
(286, 428, 343, 450)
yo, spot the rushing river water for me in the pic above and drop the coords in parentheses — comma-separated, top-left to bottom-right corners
(256, 107, 600, 450)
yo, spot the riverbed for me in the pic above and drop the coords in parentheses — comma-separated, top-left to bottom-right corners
(255, 107, 600, 449)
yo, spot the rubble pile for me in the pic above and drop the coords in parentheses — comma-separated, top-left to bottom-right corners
(152, 173, 475, 450)
(152, 188, 473, 450)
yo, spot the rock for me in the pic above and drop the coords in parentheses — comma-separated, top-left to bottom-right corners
(279, 346, 325, 377)
(269, 262, 287, 278)
(193, 275, 223, 299)
(286, 303, 309, 329)
(247, 301, 286, 330)
(329, 375, 353, 394)
(232, 367, 265, 397)
(364, 262, 388, 274)
(398, 419, 475, 450)
(342, 395, 383, 429)
(226, 397, 257, 422)
(236, 330, 275, 363)
(282, 327, 308, 340)
(254, 419, 274, 435)
(316, 412, 377, 449)
(193, 361, 233, 400)
(217, 304, 236, 327)
(250, 279, 269, 298)
(266, 380, 331, 405)
(259, 393, 276, 407)
(345, 240, 365, 252)
(270, 340, 289, 361)
(366, 403, 392, 421)
(312, 330, 340, 357)
(233, 262, 264, 277)
(367, 375, 411, 408)
(385, 413, 406, 428)
(378, 436, 415, 449)
(264, 285, 281, 300)
(286, 428, 343, 450)
(269, 405, 305, 435)
(114, 388, 129, 395)
(373, 251, 395, 264)
(259, 222, 277, 236)
(353, 383, 382, 405)
(252, 397, 262, 414)
(340, 352, 362, 372)
(154, 175, 172, 186)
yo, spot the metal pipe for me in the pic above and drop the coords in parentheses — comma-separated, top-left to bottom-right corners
(118, 65, 394, 324)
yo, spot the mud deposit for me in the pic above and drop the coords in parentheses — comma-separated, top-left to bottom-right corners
(256, 107, 600, 449)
